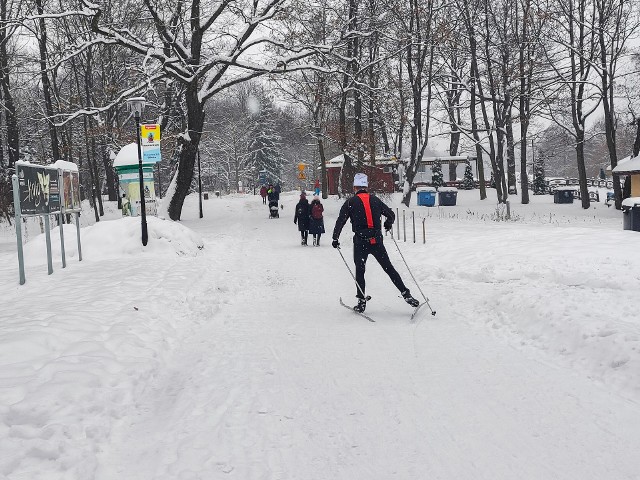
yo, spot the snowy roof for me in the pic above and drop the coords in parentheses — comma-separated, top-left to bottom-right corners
(52, 160, 79, 172)
(326, 153, 399, 167)
(612, 155, 640, 174)
(113, 143, 153, 167)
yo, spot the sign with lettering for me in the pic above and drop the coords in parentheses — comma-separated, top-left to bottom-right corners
(141, 124, 161, 163)
(16, 164, 61, 215)
(62, 170, 82, 213)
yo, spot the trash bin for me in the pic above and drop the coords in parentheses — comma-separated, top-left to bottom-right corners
(554, 187, 574, 204)
(622, 199, 640, 231)
(203, 192, 209, 200)
(416, 187, 436, 207)
(438, 187, 458, 206)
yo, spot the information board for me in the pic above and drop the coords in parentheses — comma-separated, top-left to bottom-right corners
(16, 164, 61, 215)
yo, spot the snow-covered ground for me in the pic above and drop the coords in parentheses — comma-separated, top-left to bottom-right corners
(1, 189, 639, 479)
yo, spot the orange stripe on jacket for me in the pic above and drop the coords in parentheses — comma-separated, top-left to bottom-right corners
(357, 193, 376, 244)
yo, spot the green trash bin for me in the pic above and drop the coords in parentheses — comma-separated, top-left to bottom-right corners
(438, 187, 458, 206)
(622, 199, 640, 231)
(554, 187, 574, 204)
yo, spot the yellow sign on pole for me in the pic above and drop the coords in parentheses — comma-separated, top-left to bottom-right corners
(298, 172, 306, 180)
(298, 162, 306, 172)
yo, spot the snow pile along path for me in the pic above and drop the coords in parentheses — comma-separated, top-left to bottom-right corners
(0, 217, 205, 479)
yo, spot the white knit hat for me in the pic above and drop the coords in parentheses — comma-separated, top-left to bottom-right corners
(353, 173, 368, 187)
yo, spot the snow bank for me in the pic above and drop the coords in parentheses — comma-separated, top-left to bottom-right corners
(23, 216, 204, 265)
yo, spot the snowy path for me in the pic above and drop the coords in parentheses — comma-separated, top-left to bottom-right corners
(85, 194, 640, 480)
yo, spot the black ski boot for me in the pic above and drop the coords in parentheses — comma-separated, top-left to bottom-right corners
(312, 236, 317, 246)
(402, 290, 419, 307)
(354, 298, 367, 313)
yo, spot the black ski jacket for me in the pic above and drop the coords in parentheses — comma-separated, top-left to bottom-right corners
(332, 190, 395, 240)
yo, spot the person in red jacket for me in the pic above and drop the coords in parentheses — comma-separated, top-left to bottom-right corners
(259, 185, 268, 204)
(332, 173, 419, 313)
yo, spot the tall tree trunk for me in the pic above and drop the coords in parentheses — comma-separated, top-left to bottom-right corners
(35, 0, 60, 162)
(576, 130, 590, 209)
(168, 84, 205, 220)
(0, 0, 18, 168)
(466, 16, 486, 200)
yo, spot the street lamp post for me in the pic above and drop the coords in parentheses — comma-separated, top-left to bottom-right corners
(127, 96, 148, 246)
(197, 147, 203, 219)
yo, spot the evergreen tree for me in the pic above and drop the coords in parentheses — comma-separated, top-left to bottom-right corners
(533, 152, 546, 195)
(247, 90, 286, 185)
(462, 161, 475, 189)
(431, 160, 444, 189)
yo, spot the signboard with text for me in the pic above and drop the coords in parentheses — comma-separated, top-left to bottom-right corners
(62, 170, 82, 213)
(16, 164, 61, 215)
(141, 124, 161, 163)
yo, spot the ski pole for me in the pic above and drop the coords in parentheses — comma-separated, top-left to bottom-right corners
(390, 234, 436, 316)
(336, 246, 370, 302)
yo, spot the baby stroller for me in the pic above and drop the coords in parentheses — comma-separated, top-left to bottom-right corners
(269, 200, 280, 218)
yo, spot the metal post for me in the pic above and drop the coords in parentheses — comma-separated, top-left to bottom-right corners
(135, 112, 148, 246)
(422, 218, 426, 244)
(59, 213, 66, 268)
(157, 161, 163, 199)
(75, 212, 82, 261)
(396, 208, 400, 238)
(412, 211, 415, 243)
(197, 147, 203, 219)
(11, 175, 25, 285)
(44, 215, 53, 275)
(402, 210, 406, 242)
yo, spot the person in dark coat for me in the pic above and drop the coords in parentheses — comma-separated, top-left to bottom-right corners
(308, 196, 325, 246)
(260, 185, 268, 204)
(294, 192, 311, 245)
(332, 173, 419, 313)
(267, 184, 279, 202)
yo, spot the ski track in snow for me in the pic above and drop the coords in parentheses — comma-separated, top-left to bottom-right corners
(1, 191, 640, 479)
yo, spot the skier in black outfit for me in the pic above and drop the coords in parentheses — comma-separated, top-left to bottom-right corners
(332, 173, 419, 313)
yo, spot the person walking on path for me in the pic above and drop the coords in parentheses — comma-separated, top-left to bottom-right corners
(260, 185, 268, 204)
(314, 179, 321, 197)
(267, 184, 279, 203)
(332, 173, 419, 313)
(294, 192, 311, 245)
(308, 196, 325, 246)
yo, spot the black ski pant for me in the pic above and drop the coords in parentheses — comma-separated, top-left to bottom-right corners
(353, 236, 407, 299)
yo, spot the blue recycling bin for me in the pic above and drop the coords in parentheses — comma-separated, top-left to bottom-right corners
(416, 187, 436, 207)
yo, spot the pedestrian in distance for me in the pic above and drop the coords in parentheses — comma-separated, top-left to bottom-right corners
(308, 196, 325, 246)
(314, 179, 321, 197)
(260, 185, 268, 204)
(332, 173, 419, 313)
(294, 192, 311, 245)
(267, 184, 279, 202)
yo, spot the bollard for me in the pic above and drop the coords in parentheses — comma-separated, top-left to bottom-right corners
(403, 210, 406, 242)
(412, 211, 415, 243)
(422, 218, 426, 244)
(396, 208, 400, 238)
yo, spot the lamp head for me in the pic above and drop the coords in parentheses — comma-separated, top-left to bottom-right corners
(126, 97, 146, 117)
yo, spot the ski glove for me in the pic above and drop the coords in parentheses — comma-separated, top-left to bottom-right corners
(332, 239, 340, 249)
(384, 220, 393, 231)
